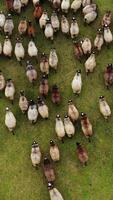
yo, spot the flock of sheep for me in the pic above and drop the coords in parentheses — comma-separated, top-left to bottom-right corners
(0, 0, 113, 199)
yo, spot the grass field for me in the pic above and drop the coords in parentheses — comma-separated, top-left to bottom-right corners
(0, 0, 113, 200)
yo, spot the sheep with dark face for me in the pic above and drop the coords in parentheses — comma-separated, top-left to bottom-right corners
(26, 61, 37, 84)
(71, 70, 82, 94)
(27, 100, 38, 123)
(55, 114, 65, 142)
(48, 182, 64, 200)
(3, 36, 13, 58)
(102, 11, 112, 27)
(104, 64, 113, 88)
(14, 38, 25, 63)
(37, 97, 49, 119)
(19, 90, 28, 113)
(99, 96, 111, 119)
(76, 142, 88, 166)
(94, 28, 104, 51)
(68, 100, 79, 122)
(4, 14, 14, 36)
(5, 107, 16, 134)
(31, 141, 41, 167)
(70, 17, 79, 39)
(28, 40, 38, 59)
(49, 140, 60, 162)
(39, 74, 49, 97)
(5, 79, 15, 104)
(103, 25, 113, 45)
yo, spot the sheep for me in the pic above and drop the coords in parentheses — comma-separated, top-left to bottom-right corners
(49, 48, 58, 71)
(49, 140, 60, 162)
(71, 70, 82, 95)
(61, 15, 69, 35)
(104, 64, 113, 88)
(81, 37, 92, 55)
(33, 3, 43, 21)
(80, 112, 93, 142)
(0, 11, 6, 32)
(5, 107, 16, 134)
(40, 53, 49, 74)
(26, 61, 37, 84)
(64, 115, 75, 138)
(37, 97, 49, 119)
(71, 0, 82, 13)
(14, 38, 25, 64)
(39, 11, 48, 29)
(32, 0, 39, 6)
(102, 11, 112, 27)
(51, 11, 60, 32)
(55, 114, 65, 142)
(52, 85, 61, 104)
(48, 182, 64, 200)
(84, 11, 97, 24)
(31, 141, 41, 167)
(70, 17, 79, 39)
(3, 36, 13, 58)
(0, 70, 6, 92)
(5, 79, 15, 104)
(103, 25, 113, 45)
(68, 100, 79, 122)
(94, 28, 104, 51)
(43, 157, 56, 183)
(21, 0, 29, 7)
(0, 42, 2, 55)
(5, 0, 14, 12)
(39, 74, 49, 97)
(44, 19, 54, 40)
(84, 52, 96, 74)
(52, 0, 61, 11)
(83, 4, 97, 15)
(4, 14, 14, 36)
(99, 96, 111, 119)
(73, 40, 84, 61)
(27, 100, 38, 123)
(82, 0, 91, 7)
(76, 142, 89, 166)
(61, 0, 70, 13)
(19, 90, 28, 113)
(13, 0, 22, 14)
(18, 18, 27, 35)
(28, 40, 38, 60)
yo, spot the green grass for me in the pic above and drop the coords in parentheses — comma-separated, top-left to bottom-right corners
(0, 0, 113, 199)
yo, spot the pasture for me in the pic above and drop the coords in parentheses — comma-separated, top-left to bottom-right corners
(0, 0, 113, 200)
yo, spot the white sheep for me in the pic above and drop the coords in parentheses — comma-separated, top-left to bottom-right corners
(0, 71, 5, 92)
(28, 40, 38, 58)
(94, 29, 104, 51)
(68, 100, 79, 122)
(13, 0, 22, 14)
(49, 140, 60, 162)
(84, 11, 97, 24)
(31, 141, 41, 167)
(37, 97, 49, 119)
(44, 19, 54, 40)
(32, 0, 39, 6)
(5, 79, 15, 103)
(61, 0, 70, 13)
(55, 115, 65, 142)
(85, 52, 96, 74)
(21, 0, 29, 7)
(61, 15, 69, 35)
(0, 42, 2, 55)
(99, 96, 111, 119)
(26, 61, 37, 84)
(83, 4, 97, 15)
(71, 70, 82, 94)
(14, 39, 25, 63)
(70, 18, 79, 38)
(49, 48, 58, 70)
(82, 0, 91, 7)
(19, 90, 28, 113)
(64, 115, 75, 137)
(3, 36, 13, 57)
(81, 37, 92, 54)
(39, 11, 48, 29)
(27, 100, 38, 123)
(51, 11, 60, 32)
(5, 107, 16, 134)
(0, 11, 5, 31)
(71, 0, 82, 13)
(4, 14, 14, 36)
(104, 25, 113, 44)
(48, 182, 64, 200)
